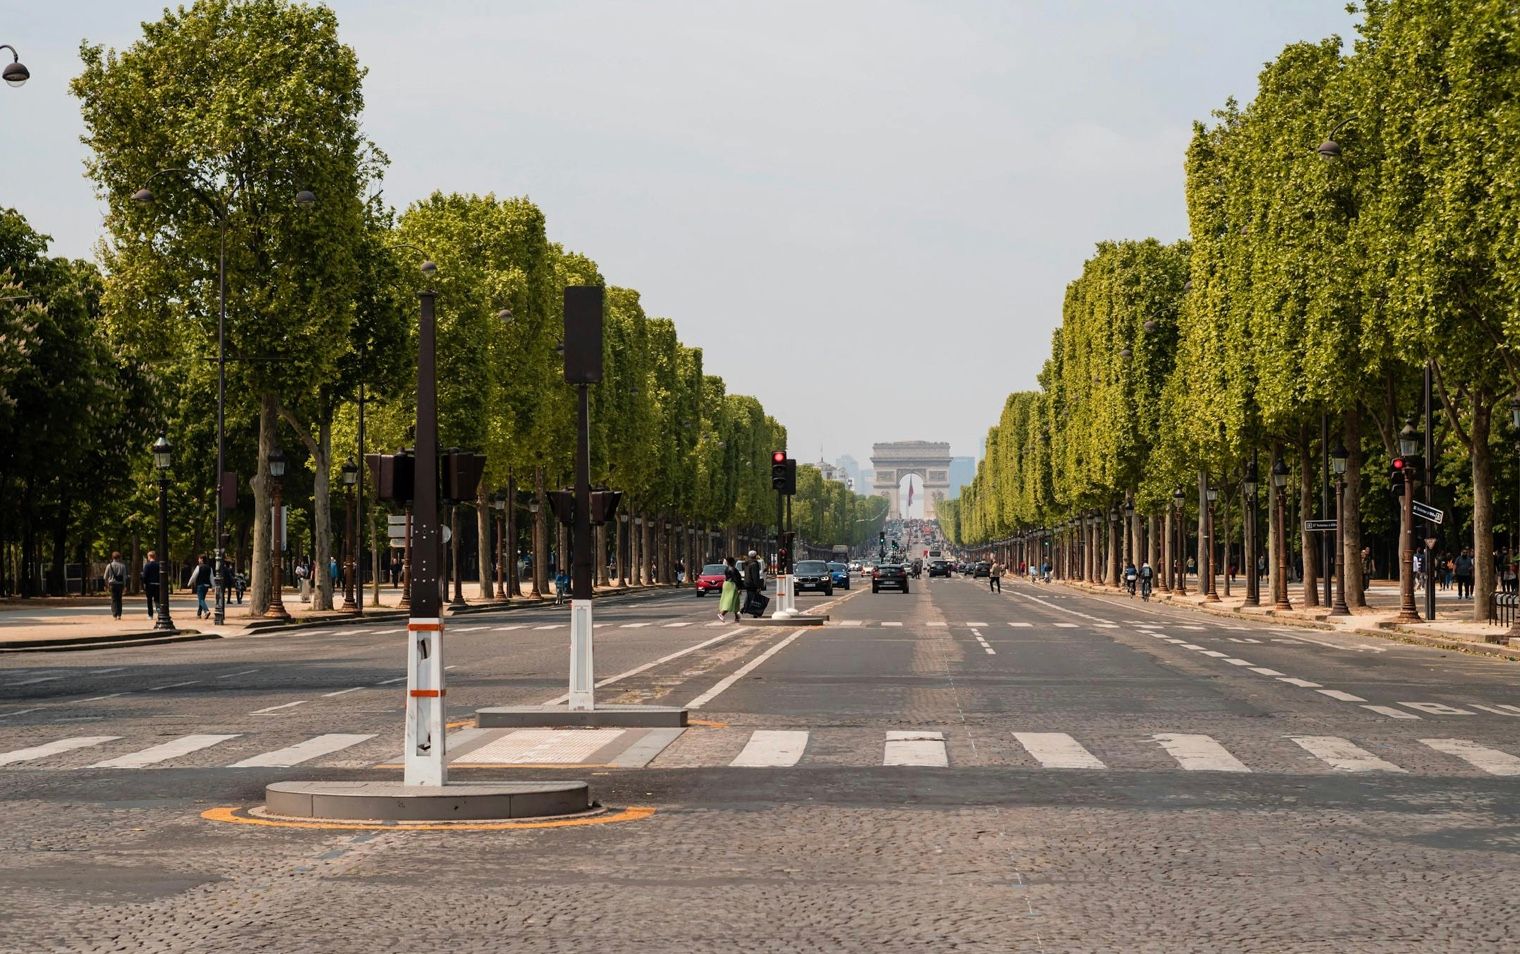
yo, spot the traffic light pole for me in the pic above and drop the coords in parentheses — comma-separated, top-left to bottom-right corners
(569, 381, 595, 709)
(405, 290, 446, 787)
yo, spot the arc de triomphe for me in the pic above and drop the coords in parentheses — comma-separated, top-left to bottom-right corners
(870, 441, 952, 519)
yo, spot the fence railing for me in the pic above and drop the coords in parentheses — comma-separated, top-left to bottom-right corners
(1488, 592, 1518, 627)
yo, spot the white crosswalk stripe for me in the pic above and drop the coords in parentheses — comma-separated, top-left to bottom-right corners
(1420, 738, 1520, 776)
(883, 730, 948, 766)
(90, 734, 240, 769)
(1008, 621, 1032, 627)
(1154, 733, 1250, 772)
(731, 730, 809, 767)
(1290, 736, 1404, 773)
(229, 733, 376, 768)
(0, 736, 118, 767)
(1014, 732, 1105, 769)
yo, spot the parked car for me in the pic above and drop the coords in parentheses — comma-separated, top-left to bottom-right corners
(694, 563, 727, 596)
(828, 562, 851, 590)
(872, 563, 910, 593)
(928, 559, 951, 577)
(793, 559, 834, 596)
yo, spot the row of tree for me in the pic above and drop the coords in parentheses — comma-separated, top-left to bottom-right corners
(3, 0, 878, 605)
(942, 1, 1520, 621)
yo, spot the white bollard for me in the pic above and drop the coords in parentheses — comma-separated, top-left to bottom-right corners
(404, 617, 446, 786)
(568, 599, 595, 710)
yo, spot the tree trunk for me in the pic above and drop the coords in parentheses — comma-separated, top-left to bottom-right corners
(1267, 442, 1282, 608)
(250, 394, 277, 614)
(506, 475, 520, 597)
(615, 513, 627, 586)
(1471, 398, 1495, 623)
(476, 487, 492, 600)
(1298, 443, 1319, 608)
(1343, 407, 1366, 606)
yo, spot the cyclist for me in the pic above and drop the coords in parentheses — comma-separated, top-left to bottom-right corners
(1139, 561, 1154, 601)
(1123, 560, 1138, 597)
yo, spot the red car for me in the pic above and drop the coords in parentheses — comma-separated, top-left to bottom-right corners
(694, 563, 728, 596)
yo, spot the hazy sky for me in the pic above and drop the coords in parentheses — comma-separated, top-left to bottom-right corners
(4, 1, 1357, 471)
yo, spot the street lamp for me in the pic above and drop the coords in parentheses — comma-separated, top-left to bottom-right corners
(1204, 483, 1220, 602)
(341, 458, 359, 612)
(1395, 417, 1422, 622)
(266, 446, 290, 620)
(1271, 456, 1292, 610)
(1330, 442, 1350, 616)
(151, 436, 175, 632)
(1243, 457, 1259, 606)
(134, 171, 315, 625)
(1122, 498, 1134, 568)
(1, 45, 27, 87)
(492, 492, 508, 601)
(1172, 489, 1187, 597)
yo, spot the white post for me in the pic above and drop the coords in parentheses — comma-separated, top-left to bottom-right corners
(569, 599, 595, 709)
(404, 618, 446, 786)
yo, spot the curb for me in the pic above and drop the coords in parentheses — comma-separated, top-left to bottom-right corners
(0, 630, 219, 654)
(1050, 580, 1520, 661)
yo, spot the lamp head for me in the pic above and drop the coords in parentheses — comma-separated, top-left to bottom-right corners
(420, 260, 437, 277)
(1331, 442, 1348, 476)
(1316, 139, 1342, 158)
(341, 458, 358, 487)
(1271, 456, 1289, 489)
(2, 55, 27, 89)
(131, 188, 154, 204)
(268, 446, 286, 479)
(295, 189, 316, 207)
(151, 435, 172, 471)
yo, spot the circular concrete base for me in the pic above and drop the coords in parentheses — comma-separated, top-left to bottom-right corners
(265, 780, 590, 822)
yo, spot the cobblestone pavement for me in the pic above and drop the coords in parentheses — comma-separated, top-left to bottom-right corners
(1, 576, 1517, 951)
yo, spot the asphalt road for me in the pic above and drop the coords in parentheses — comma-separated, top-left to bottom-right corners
(1, 575, 1516, 952)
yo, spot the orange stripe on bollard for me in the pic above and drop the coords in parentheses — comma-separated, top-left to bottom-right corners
(409, 689, 444, 698)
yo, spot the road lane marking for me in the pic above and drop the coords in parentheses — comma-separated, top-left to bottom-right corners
(1198, 650, 1229, 658)
(1399, 701, 1474, 716)
(1007, 621, 1032, 627)
(450, 625, 492, 633)
(321, 687, 366, 697)
(1223, 658, 1254, 666)
(880, 622, 903, 627)
(965, 621, 989, 627)
(1420, 738, 1520, 776)
(664, 622, 691, 628)
(1362, 705, 1421, 719)
(927, 622, 948, 628)
(229, 733, 376, 768)
(543, 627, 751, 706)
(147, 680, 200, 691)
(1180, 644, 1206, 650)
(493, 625, 528, 632)
(1013, 732, 1105, 769)
(90, 734, 240, 768)
(377, 676, 407, 685)
(534, 625, 559, 630)
(1317, 689, 1367, 702)
(1278, 678, 1322, 688)
(730, 730, 809, 767)
(79, 693, 127, 702)
(620, 622, 651, 628)
(1249, 668, 1285, 676)
(6, 676, 64, 686)
(217, 669, 261, 679)
(1053, 623, 1078, 629)
(372, 628, 405, 635)
(687, 629, 809, 709)
(1290, 736, 1404, 772)
(0, 736, 119, 766)
(89, 668, 127, 674)
(251, 701, 308, 714)
(1154, 733, 1250, 772)
(837, 620, 864, 627)
(883, 730, 948, 767)
(1472, 704, 1520, 717)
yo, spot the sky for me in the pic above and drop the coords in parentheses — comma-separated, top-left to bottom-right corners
(3, 0, 1360, 473)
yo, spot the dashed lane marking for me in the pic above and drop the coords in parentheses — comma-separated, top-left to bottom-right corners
(1363, 705, 1421, 719)
(1223, 658, 1254, 666)
(1290, 736, 1404, 773)
(1278, 677, 1322, 688)
(6, 676, 64, 686)
(1008, 622, 1032, 628)
(1317, 689, 1367, 702)
(251, 701, 308, 715)
(217, 669, 261, 679)
(880, 622, 903, 627)
(147, 680, 200, 691)
(664, 622, 691, 628)
(321, 687, 366, 697)
(1053, 623, 1078, 629)
(1249, 667, 1285, 676)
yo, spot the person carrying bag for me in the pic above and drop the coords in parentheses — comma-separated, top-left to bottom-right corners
(717, 556, 743, 622)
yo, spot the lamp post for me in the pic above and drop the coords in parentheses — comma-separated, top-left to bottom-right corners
(341, 458, 358, 613)
(492, 492, 508, 602)
(1123, 498, 1134, 569)
(1272, 456, 1292, 610)
(1, 44, 27, 87)
(152, 436, 175, 632)
(266, 446, 290, 620)
(1508, 398, 1520, 641)
(1396, 418, 1422, 623)
(1330, 442, 1350, 616)
(1204, 482, 1220, 602)
(1173, 489, 1187, 597)
(1243, 456, 1259, 607)
(133, 173, 314, 627)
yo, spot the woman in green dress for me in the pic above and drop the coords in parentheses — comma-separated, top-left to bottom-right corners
(717, 556, 743, 622)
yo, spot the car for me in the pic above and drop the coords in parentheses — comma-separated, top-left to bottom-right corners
(872, 562, 910, 593)
(927, 559, 951, 577)
(848, 561, 862, 573)
(792, 559, 834, 596)
(828, 561, 851, 590)
(694, 563, 727, 596)
(973, 561, 991, 578)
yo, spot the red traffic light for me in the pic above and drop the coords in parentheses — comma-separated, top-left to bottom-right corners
(772, 450, 786, 464)
(1392, 457, 1408, 471)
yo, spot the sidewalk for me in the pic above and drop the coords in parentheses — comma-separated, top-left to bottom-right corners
(1050, 573, 1520, 660)
(0, 580, 673, 652)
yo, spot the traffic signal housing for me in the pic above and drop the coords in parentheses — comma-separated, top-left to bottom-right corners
(770, 452, 796, 495)
(1391, 456, 1408, 496)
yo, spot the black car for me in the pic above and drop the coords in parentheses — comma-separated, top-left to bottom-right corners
(973, 561, 991, 578)
(872, 562, 910, 593)
(792, 560, 834, 596)
(928, 559, 951, 577)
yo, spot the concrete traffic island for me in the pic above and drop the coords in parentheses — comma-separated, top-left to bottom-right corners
(263, 780, 591, 822)
(752, 615, 827, 627)
(477, 704, 688, 728)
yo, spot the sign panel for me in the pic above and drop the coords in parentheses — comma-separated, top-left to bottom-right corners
(1412, 501, 1444, 524)
(1302, 519, 1337, 532)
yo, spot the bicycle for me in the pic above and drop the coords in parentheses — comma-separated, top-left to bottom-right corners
(1140, 575, 1152, 601)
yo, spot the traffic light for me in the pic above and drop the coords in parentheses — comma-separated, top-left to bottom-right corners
(770, 452, 796, 494)
(1391, 456, 1408, 496)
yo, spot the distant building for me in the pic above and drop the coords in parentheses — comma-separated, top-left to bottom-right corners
(947, 456, 976, 500)
(835, 454, 862, 486)
(816, 459, 848, 485)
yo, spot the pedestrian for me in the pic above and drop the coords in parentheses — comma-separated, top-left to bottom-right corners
(1186, 555, 1196, 579)
(141, 549, 161, 620)
(717, 556, 742, 622)
(103, 551, 128, 619)
(742, 549, 768, 617)
(989, 560, 1002, 593)
(234, 567, 247, 605)
(296, 558, 311, 602)
(1455, 548, 1475, 599)
(328, 555, 340, 593)
(1412, 548, 1425, 592)
(216, 559, 235, 616)
(1504, 557, 1518, 596)
(554, 568, 570, 605)
(674, 559, 685, 585)
(186, 554, 212, 619)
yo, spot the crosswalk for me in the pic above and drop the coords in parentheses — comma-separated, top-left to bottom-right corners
(3, 727, 1517, 777)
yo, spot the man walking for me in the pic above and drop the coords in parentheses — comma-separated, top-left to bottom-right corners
(105, 551, 128, 619)
(989, 559, 1002, 593)
(742, 549, 767, 618)
(141, 550, 161, 620)
(1455, 548, 1475, 600)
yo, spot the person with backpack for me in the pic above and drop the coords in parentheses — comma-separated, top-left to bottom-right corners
(1123, 560, 1138, 597)
(1139, 561, 1154, 601)
(104, 551, 128, 619)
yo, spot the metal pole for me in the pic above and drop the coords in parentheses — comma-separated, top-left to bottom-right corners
(1331, 474, 1350, 615)
(405, 290, 446, 786)
(1424, 361, 1436, 622)
(213, 225, 227, 626)
(154, 476, 174, 631)
(568, 382, 595, 709)
(1274, 486, 1292, 611)
(1322, 413, 1332, 608)
(358, 382, 367, 613)
(267, 475, 289, 619)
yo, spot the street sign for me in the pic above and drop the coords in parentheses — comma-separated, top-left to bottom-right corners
(1413, 501, 1444, 524)
(1302, 519, 1337, 532)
